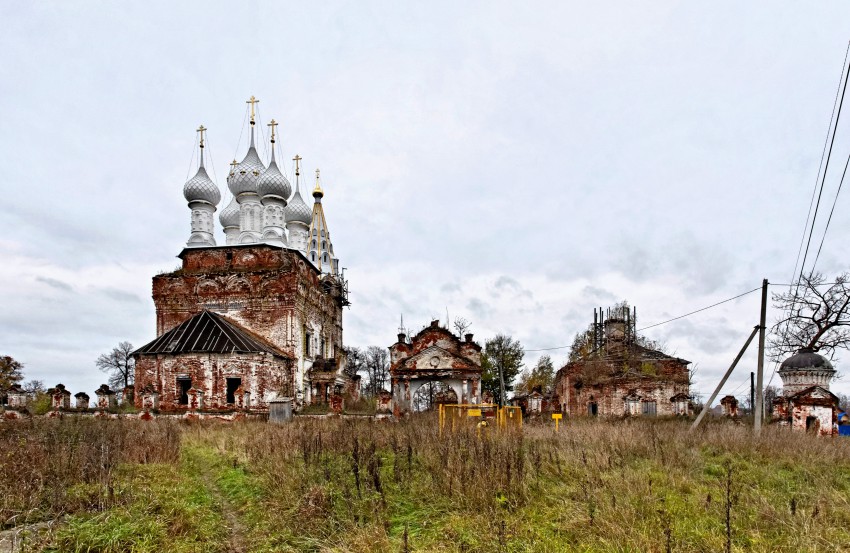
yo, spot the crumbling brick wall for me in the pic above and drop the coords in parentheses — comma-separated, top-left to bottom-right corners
(134, 352, 292, 411)
(149, 245, 344, 403)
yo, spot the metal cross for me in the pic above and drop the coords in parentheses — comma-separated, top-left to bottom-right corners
(293, 154, 302, 176)
(315, 168, 320, 182)
(246, 95, 259, 122)
(229, 159, 238, 176)
(268, 119, 277, 142)
(196, 125, 207, 148)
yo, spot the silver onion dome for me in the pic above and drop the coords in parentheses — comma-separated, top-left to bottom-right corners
(183, 163, 221, 206)
(285, 189, 312, 225)
(219, 196, 240, 228)
(258, 159, 291, 201)
(228, 140, 265, 197)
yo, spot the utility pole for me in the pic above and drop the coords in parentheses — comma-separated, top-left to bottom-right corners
(498, 350, 506, 408)
(691, 326, 760, 431)
(750, 372, 755, 416)
(754, 278, 768, 436)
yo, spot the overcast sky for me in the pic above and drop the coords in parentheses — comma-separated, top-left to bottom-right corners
(2, 1, 850, 403)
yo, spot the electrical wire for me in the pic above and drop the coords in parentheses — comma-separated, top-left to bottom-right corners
(522, 286, 762, 352)
(636, 286, 762, 331)
(799, 43, 850, 282)
(789, 41, 850, 289)
(810, 150, 850, 272)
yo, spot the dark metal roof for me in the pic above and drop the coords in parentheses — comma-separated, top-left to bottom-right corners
(133, 310, 289, 358)
(779, 348, 834, 371)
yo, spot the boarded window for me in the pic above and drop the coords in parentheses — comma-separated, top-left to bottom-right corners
(642, 401, 657, 416)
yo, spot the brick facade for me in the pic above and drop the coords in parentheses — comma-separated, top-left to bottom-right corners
(136, 243, 346, 410)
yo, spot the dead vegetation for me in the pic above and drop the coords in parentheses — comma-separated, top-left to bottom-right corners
(2, 416, 850, 552)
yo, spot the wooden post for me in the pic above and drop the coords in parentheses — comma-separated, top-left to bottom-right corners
(691, 326, 760, 431)
(755, 278, 768, 436)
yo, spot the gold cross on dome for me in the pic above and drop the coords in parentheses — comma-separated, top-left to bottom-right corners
(293, 154, 302, 175)
(196, 125, 207, 148)
(268, 119, 277, 142)
(246, 95, 259, 123)
(315, 168, 320, 181)
(229, 159, 237, 176)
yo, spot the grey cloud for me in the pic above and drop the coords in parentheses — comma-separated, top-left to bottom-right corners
(99, 288, 141, 303)
(467, 298, 491, 320)
(35, 276, 73, 292)
(580, 285, 617, 303)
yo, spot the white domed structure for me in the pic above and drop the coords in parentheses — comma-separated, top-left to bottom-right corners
(259, 120, 291, 246)
(184, 165, 220, 206)
(184, 126, 219, 248)
(778, 348, 836, 395)
(285, 156, 312, 252)
(233, 96, 266, 244)
(219, 196, 240, 245)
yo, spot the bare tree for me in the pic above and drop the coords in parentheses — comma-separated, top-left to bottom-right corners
(96, 341, 135, 389)
(452, 316, 471, 338)
(364, 346, 390, 397)
(769, 272, 850, 361)
(23, 379, 45, 394)
(342, 346, 366, 379)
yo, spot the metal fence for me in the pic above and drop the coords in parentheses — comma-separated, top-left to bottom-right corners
(438, 403, 522, 434)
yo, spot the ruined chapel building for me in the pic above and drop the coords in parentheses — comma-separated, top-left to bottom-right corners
(553, 307, 691, 417)
(133, 97, 350, 412)
(389, 320, 482, 416)
(771, 348, 839, 436)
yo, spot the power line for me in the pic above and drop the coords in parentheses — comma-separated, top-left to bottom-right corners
(789, 41, 850, 288)
(810, 149, 850, 272)
(523, 286, 762, 353)
(636, 286, 762, 332)
(799, 42, 850, 282)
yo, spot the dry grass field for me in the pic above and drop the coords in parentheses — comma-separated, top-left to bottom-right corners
(1, 415, 849, 552)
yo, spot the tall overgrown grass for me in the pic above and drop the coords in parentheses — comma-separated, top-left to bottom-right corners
(4, 415, 850, 552)
(186, 416, 850, 551)
(0, 417, 179, 529)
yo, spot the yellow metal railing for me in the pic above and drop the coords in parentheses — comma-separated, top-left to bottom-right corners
(438, 403, 522, 434)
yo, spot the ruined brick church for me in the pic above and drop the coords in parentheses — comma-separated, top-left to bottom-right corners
(133, 97, 349, 412)
(553, 306, 692, 417)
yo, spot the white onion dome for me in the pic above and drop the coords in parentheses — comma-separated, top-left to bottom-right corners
(183, 152, 220, 205)
(285, 189, 312, 225)
(219, 197, 240, 228)
(228, 132, 265, 197)
(258, 158, 291, 201)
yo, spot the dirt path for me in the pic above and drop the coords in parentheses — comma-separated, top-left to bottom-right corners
(188, 447, 250, 553)
(211, 482, 248, 553)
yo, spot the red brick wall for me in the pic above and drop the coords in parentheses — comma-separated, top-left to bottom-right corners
(134, 352, 292, 411)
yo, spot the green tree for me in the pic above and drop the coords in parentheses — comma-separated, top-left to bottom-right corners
(481, 334, 524, 406)
(515, 355, 555, 394)
(0, 355, 24, 391)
